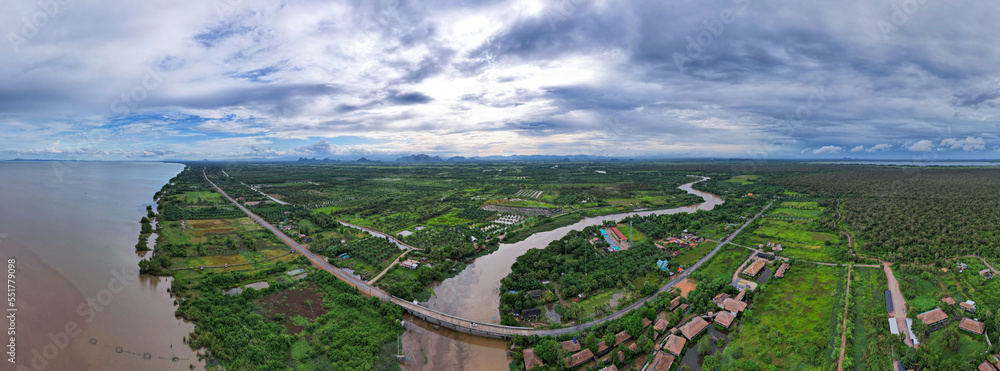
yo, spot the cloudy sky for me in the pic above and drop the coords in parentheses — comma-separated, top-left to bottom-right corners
(2, 0, 1000, 160)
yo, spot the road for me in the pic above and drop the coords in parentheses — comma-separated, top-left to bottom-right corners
(884, 263, 913, 348)
(837, 266, 853, 371)
(535, 200, 775, 337)
(202, 169, 535, 338)
(202, 168, 773, 339)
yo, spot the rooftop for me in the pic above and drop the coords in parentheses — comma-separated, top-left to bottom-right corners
(979, 361, 998, 371)
(679, 317, 710, 340)
(942, 297, 956, 305)
(960, 318, 986, 335)
(561, 339, 581, 353)
(615, 330, 630, 346)
(743, 260, 767, 276)
(722, 299, 748, 313)
(916, 308, 949, 325)
(649, 351, 676, 371)
(565, 349, 594, 368)
(663, 334, 687, 356)
(523, 348, 543, 370)
(775, 263, 790, 278)
(654, 318, 669, 332)
(715, 311, 736, 328)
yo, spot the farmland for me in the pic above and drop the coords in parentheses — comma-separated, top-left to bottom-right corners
(719, 264, 846, 370)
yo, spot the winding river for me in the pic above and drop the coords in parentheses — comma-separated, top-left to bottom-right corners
(399, 177, 723, 370)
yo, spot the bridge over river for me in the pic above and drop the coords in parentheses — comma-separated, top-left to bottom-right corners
(203, 168, 772, 339)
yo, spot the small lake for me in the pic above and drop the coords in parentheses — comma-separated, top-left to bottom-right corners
(678, 325, 731, 370)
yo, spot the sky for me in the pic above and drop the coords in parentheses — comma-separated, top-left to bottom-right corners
(2, 0, 1000, 161)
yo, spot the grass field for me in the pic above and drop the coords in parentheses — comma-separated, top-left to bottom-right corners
(772, 207, 823, 218)
(578, 288, 625, 318)
(674, 240, 719, 266)
(723, 264, 845, 370)
(850, 267, 892, 371)
(615, 223, 648, 243)
(176, 191, 223, 204)
(425, 211, 471, 226)
(313, 206, 341, 214)
(693, 245, 749, 281)
(742, 219, 841, 263)
(724, 175, 760, 184)
(923, 328, 988, 364)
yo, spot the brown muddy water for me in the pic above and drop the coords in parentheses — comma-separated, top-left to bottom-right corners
(399, 178, 723, 370)
(0, 161, 200, 371)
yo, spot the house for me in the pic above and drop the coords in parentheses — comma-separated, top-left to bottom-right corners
(523, 348, 543, 370)
(722, 299, 748, 314)
(561, 339, 581, 353)
(978, 361, 998, 371)
(734, 288, 747, 301)
(774, 263, 790, 278)
(397, 230, 414, 237)
(599, 365, 619, 371)
(916, 308, 949, 331)
(642, 317, 652, 328)
(712, 293, 731, 307)
(679, 317, 710, 340)
(596, 341, 610, 356)
(715, 311, 736, 328)
(414, 226, 426, 231)
(885, 291, 894, 313)
(663, 334, 686, 356)
(338, 253, 350, 260)
(654, 318, 669, 333)
(657, 259, 670, 272)
(565, 349, 594, 369)
(942, 297, 956, 306)
(521, 307, 542, 321)
(615, 330, 630, 346)
(959, 318, 986, 335)
(979, 269, 994, 278)
(678, 303, 690, 313)
(649, 351, 676, 371)
(774, 243, 783, 251)
(669, 297, 681, 311)
(961, 300, 977, 313)
(742, 260, 767, 278)
(401, 259, 420, 269)
(529, 289, 542, 300)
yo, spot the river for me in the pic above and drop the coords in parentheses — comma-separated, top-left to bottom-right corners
(399, 177, 723, 371)
(0, 161, 200, 371)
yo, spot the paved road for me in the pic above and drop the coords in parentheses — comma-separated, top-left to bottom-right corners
(202, 169, 535, 338)
(203, 168, 774, 339)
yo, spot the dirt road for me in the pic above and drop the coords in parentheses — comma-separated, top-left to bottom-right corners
(884, 263, 914, 348)
(837, 266, 853, 371)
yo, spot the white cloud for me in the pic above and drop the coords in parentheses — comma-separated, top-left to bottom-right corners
(866, 143, 893, 152)
(907, 140, 935, 152)
(812, 146, 843, 155)
(940, 137, 985, 151)
(850, 145, 864, 152)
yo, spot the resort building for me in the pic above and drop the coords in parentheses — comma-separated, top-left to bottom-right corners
(679, 317, 710, 340)
(715, 311, 736, 329)
(916, 308, 950, 331)
(523, 348, 543, 370)
(565, 349, 594, 369)
(649, 352, 676, 371)
(959, 318, 986, 335)
(742, 259, 767, 278)
(663, 334, 686, 356)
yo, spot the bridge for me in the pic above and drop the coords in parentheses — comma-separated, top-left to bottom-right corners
(202, 168, 771, 339)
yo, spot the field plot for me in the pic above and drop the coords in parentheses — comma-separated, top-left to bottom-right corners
(847, 267, 892, 371)
(721, 264, 845, 370)
(741, 219, 841, 263)
(173, 191, 224, 204)
(690, 244, 749, 281)
(724, 174, 760, 184)
(673, 240, 718, 266)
